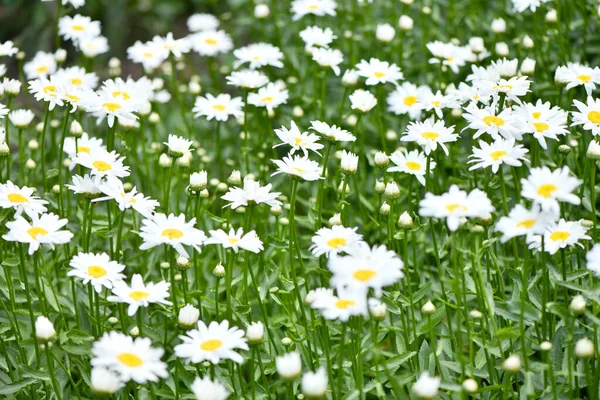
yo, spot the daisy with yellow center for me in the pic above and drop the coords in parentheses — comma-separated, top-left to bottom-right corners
(310, 225, 363, 257)
(496, 205, 556, 243)
(139, 213, 207, 258)
(402, 119, 458, 156)
(192, 93, 244, 122)
(68, 252, 126, 293)
(0, 180, 48, 218)
(205, 227, 264, 254)
(175, 320, 249, 364)
(91, 331, 168, 384)
(273, 120, 324, 156)
(520, 166, 581, 214)
(528, 219, 590, 255)
(3, 213, 73, 255)
(388, 149, 435, 186)
(310, 287, 369, 322)
(468, 137, 528, 173)
(107, 273, 172, 316)
(572, 96, 600, 136)
(189, 30, 233, 57)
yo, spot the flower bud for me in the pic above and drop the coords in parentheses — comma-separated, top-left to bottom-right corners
(55, 48, 67, 62)
(276, 352, 302, 380)
(176, 256, 190, 270)
(376, 23, 395, 42)
(380, 202, 391, 215)
(398, 211, 413, 228)
(462, 378, 478, 393)
(246, 321, 265, 344)
(328, 213, 342, 227)
(375, 180, 385, 193)
(421, 301, 436, 314)
(503, 355, 521, 373)
(384, 181, 400, 199)
(374, 151, 389, 167)
(545, 9, 557, 22)
(491, 18, 506, 33)
(398, 15, 414, 31)
(575, 338, 594, 358)
(587, 140, 600, 160)
(213, 263, 225, 278)
(129, 326, 140, 336)
(254, 4, 270, 18)
(35, 316, 56, 341)
(495, 42, 509, 56)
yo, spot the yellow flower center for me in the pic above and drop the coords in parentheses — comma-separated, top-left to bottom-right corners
(309, 4, 319, 10)
(252, 55, 262, 61)
(212, 104, 226, 111)
(445, 203, 467, 213)
(578, 75, 592, 83)
(43, 85, 56, 95)
(78, 145, 90, 154)
(403, 95, 418, 106)
(335, 299, 356, 309)
(537, 184, 557, 198)
(227, 237, 240, 245)
(532, 111, 541, 119)
(72, 24, 85, 31)
(588, 111, 600, 124)
(374, 71, 386, 78)
(102, 103, 122, 112)
(71, 78, 83, 85)
(532, 122, 549, 132)
(353, 269, 377, 282)
(549, 231, 571, 241)
(36, 65, 49, 73)
(27, 227, 48, 239)
(446, 57, 455, 63)
(92, 160, 112, 171)
(516, 219, 536, 229)
(294, 137, 304, 146)
(431, 101, 441, 107)
(87, 265, 107, 278)
(7, 193, 28, 203)
(143, 52, 154, 58)
(129, 291, 149, 301)
(66, 94, 80, 102)
(205, 38, 218, 45)
(260, 96, 274, 103)
(489, 150, 507, 161)
(200, 339, 223, 351)
(292, 167, 305, 174)
(405, 161, 421, 171)
(117, 352, 144, 367)
(493, 84, 513, 91)
(112, 91, 131, 100)
(421, 131, 439, 140)
(326, 237, 346, 248)
(161, 229, 184, 240)
(483, 115, 505, 126)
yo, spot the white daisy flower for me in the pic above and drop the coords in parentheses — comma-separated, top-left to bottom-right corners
(248, 82, 289, 112)
(191, 376, 229, 400)
(309, 120, 356, 142)
(65, 174, 103, 197)
(91, 331, 168, 383)
(3, 213, 73, 255)
(402, 119, 458, 155)
(388, 149, 434, 186)
(355, 58, 404, 86)
(233, 43, 284, 69)
(189, 30, 233, 57)
(72, 149, 131, 179)
(300, 26, 337, 50)
(164, 134, 194, 157)
(92, 178, 160, 219)
(29, 76, 65, 111)
(527, 219, 591, 255)
(187, 13, 219, 32)
(572, 96, 600, 136)
(462, 104, 524, 140)
(312, 47, 343, 76)
(468, 137, 528, 173)
(0, 180, 48, 218)
(139, 213, 207, 258)
(174, 320, 249, 364)
(8, 109, 35, 128)
(586, 244, 600, 277)
(205, 227, 264, 253)
(58, 14, 101, 44)
(514, 99, 569, 149)
(520, 166, 581, 214)
(274, 121, 324, 156)
(495, 204, 557, 243)
(310, 287, 368, 321)
(271, 154, 323, 181)
(226, 70, 269, 90)
(221, 178, 281, 209)
(291, 0, 337, 21)
(349, 89, 377, 113)
(68, 252, 126, 293)
(107, 274, 172, 316)
(152, 32, 191, 58)
(387, 82, 431, 120)
(193, 93, 244, 122)
(309, 225, 363, 257)
(24, 51, 57, 79)
(63, 132, 106, 161)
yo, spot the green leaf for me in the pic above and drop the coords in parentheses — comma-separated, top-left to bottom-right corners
(0, 378, 36, 395)
(45, 169, 59, 180)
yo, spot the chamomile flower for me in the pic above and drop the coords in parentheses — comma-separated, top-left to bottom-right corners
(139, 213, 206, 258)
(491, 58, 519, 78)
(0, 181, 48, 217)
(483, 76, 531, 103)
(555, 63, 600, 95)
(164, 134, 194, 157)
(189, 30, 233, 57)
(402, 119, 458, 155)
(421, 90, 457, 118)
(152, 32, 191, 58)
(572, 96, 600, 136)
(462, 104, 524, 140)
(24, 51, 57, 79)
(233, 43, 284, 69)
(468, 137, 528, 173)
(427, 41, 467, 73)
(93, 178, 159, 218)
(515, 99, 569, 149)
(3, 213, 73, 255)
(58, 14, 101, 44)
(193, 93, 244, 122)
(291, 0, 337, 21)
(586, 245, 600, 277)
(191, 377, 229, 400)
(226, 70, 269, 90)
(419, 185, 495, 231)
(221, 178, 281, 209)
(127, 40, 168, 71)
(387, 82, 431, 120)
(0, 41, 18, 57)
(68, 252, 126, 293)
(309, 120, 356, 142)
(55, 66, 99, 89)
(300, 26, 337, 50)
(520, 166, 582, 214)
(29, 76, 64, 110)
(107, 274, 172, 316)
(187, 13, 219, 32)
(72, 149, 130, 178)
(495, 205, 556, 242)
(81, 91, 138, 128)
(274, 121, 324, 156)
(91, 331, 168, 383)
(349, 89, 377, 113)
(312, 47, 343, 76)
(328, 242, 404, 297)
(65, 174, 103, 197)
(528, 219, 590, 255)
(63, 132, 105, 160)
(248, 82, 288, 111)
(271, 154, 323, 181)
(174, 320, 249, 364)
(512, 0, 552, 12)
(310, 287, 368, 321)
(79, 35, 110, 58)
(355, 58, 404, 86)
(388, 149, 434, 186)
(309, 225, 363, 257)
(8, 109, 35, 128)
(205, 227, 264, 253)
